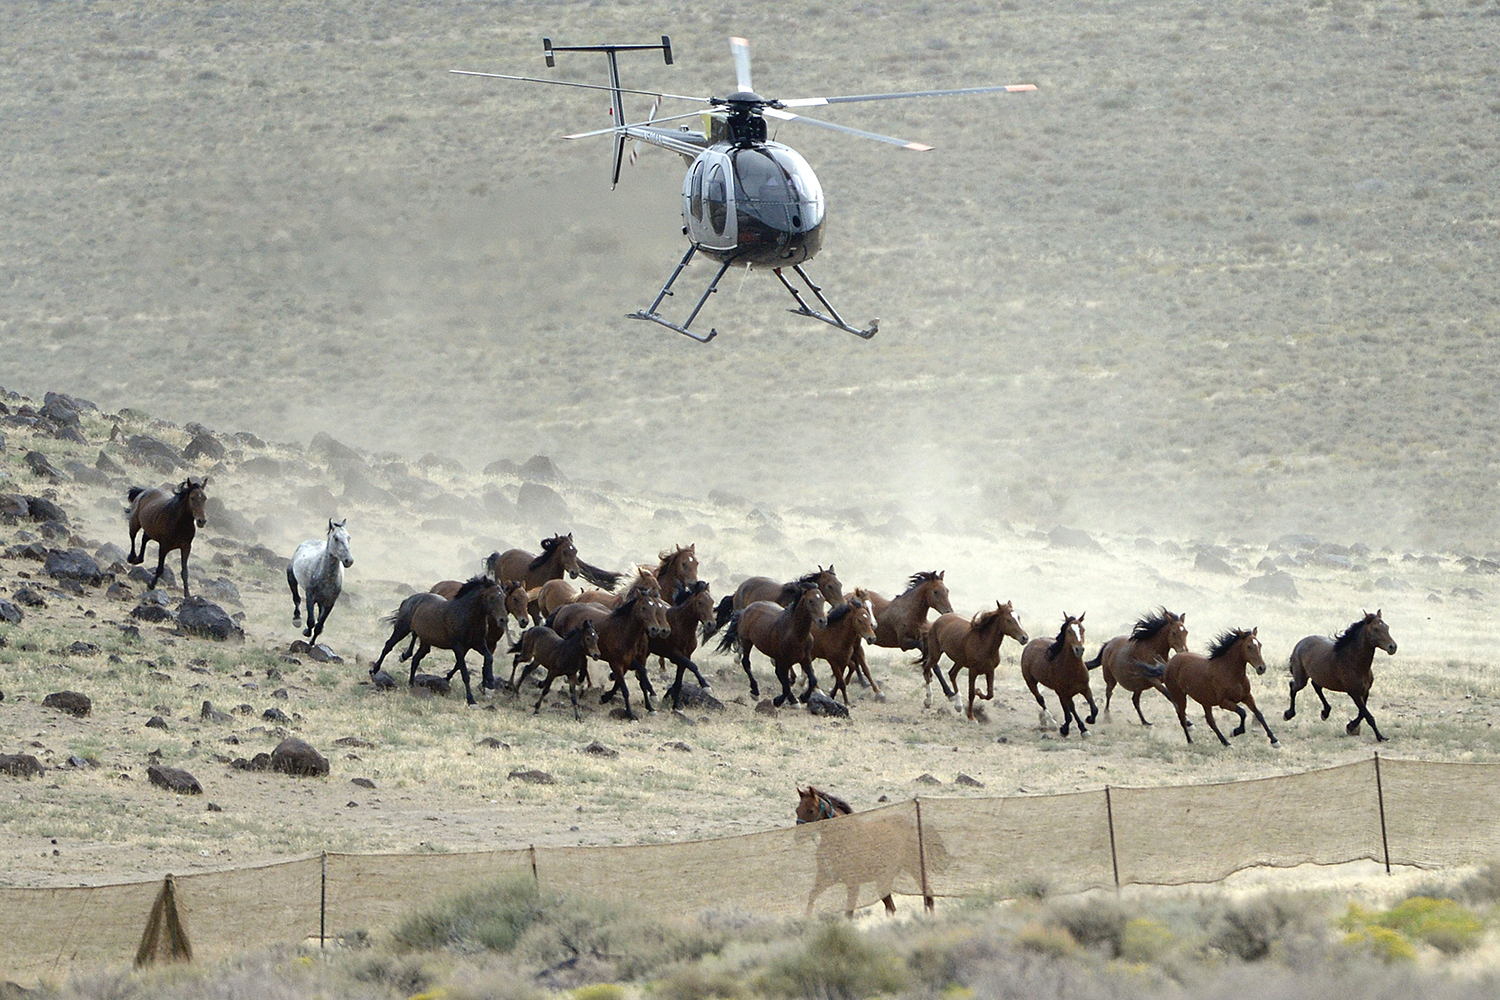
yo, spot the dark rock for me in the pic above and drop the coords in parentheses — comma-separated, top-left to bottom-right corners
(672, 683, 724, 711)
(1243, 571, 1300, 600)
(508, 768, 555, 784)
(307, 644, 342, 663)
(483, 458, 519, 477)
(583, 741, 619, 758)
(272, 688, 288, 700)
(807, 690, 850, 718)
(45, 548, 103, 586)
(0, 494, 29, 522)
(204, 497, 256, 540)
(914, 773, 942, 786)
(1194, 551, 1238, 575)
(95, 450, 126, 475)
(310, 432, 366, 472)
(242, 545, 282, 568)
(1048, 526, 1105, 552)
(661, 740, 692, 752)
(262, 706, 291, 724)
(43, 691, 91, 717)
(240, 456, 283, 478)
(955, 773, 986, 788)
(130, 600, 174, 623)
(233, 431, 266, 449)
(64, 461, 111, 486)
(271, 737, 329, 777)
(207, 802, 223, 812)
(146, 716, 169, 731)
(1273, 533, 1319, 552)
(200, 701, 232, 723)
(351, 777, 376, 789)
(418, 452, 465, 474)
(64, 641, 100, 656)
(182, 433, 226, 462)
(12, 587, 46, 608)
(0, 601, 21, 624)
(755, 698, 778, 716)
(177, 597, 244, 641)
(477, 736, 510, 749)
(147, 765, 202, 794)
(370, 670, 396, 690)
(333, 736, 374, 748)
(0, 754, 45, 778)
(519, 454, 564, 483)
(128, 564, 177, 590)
(412, 673, 451, 695)
(26, 496, 68, 525)
(197, 577, 241, 605)
(126, 435, 185, 472)
(516, 482, 570, 523)
(25, 451, 66, 481)
(94, 542, 128, 564)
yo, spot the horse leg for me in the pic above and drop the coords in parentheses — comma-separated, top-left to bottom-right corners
(1203, 705, 1231, 746)
(303, 596, 319, 640)
(1057, 694, 1073, 737)
(633, 658, 655, 713)
(1230, 703, 1248, 737)
(178, 542, 192, 598)
(372, 621, 411, 673)
(1082, 688, 1099, 726)
(1173, 693, 1193, 744)
(1243, 694, 1279, 746)
(1131, 689, 1152, 726)
(667, 656, 689, 710)
(773, 660, 796, 708)
(533, 673, 556, 714)
(1103, 668, 1116, 716)
(740, 647, 759, 700)
(127, 523, 145, 564)
(1313, 682, 1334, 721)
(409, 642, 431, 687)
(515, 660, 539, 691)
(480, 646, 496, 692)
(148, 543, 168, 591)
(1350, 690, 1386, 742)
(453, 651, 476, 706)
(857, 646, 883, 700)
(1024, 672, 1048, 729)
(800, 659, 818, 702)
(617, 668, 638, 721)
(568, 671, 582, 721)
(1284, 664, 1308, 721)
(287, 566, 302, 623)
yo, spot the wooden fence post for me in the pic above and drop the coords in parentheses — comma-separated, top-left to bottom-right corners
(1374, 752, 1391, 875)
(1105, 786, 1121, 891)
(914, 798, 934, 912)
(320, 851, 327, 949)
(530, 844, 539, 885)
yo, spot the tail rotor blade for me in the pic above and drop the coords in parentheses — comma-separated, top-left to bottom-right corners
(730, 36, 753, 93)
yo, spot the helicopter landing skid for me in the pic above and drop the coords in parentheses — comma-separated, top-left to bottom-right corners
(774, 265, 878, 339)
(628, 245, 728, 343)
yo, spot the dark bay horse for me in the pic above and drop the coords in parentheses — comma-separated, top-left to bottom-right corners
(850, 572, 955, 700)
(1165, 627, 1278, 747)
(1285, 610, 1397, 741)
(1021, 613, 1096, 737)
(796, 786, 939, 917)
(489, 533, 621, 591)
(923, 601, 1029, 718)
(812, 598, 878, 704)
(708, 566, 842, 638)
(411, 578, 530, 675)
(651, 580, 716, 709)
(653, 544, 700, 601)
(372, 576, 507, 704)
(126, 478, 208, 598)
(513, 622, 601, 720)
(551, 590, 672, 720)
(1089, 608, 1188, 727)
(286, 519, 353, 645)
(717, 582, 827, 705)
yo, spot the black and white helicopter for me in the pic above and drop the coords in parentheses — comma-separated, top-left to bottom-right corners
(453, 37, 1034, 342)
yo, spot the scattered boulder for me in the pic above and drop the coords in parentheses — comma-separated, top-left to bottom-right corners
(95, 450, 126, 475)
(45, 549, 103, 587)
(307, 644, 343, 663)
(203, 497, 256, 540)
(1243, 571, 1300, 600)
(661, 740, 692, 752)
(671, 683, 724, 711)
(25, 451, 66, 481)
(130, 599, 174, 623)
(94, 542, 128, 564)
(200, 701, 232, 723)
(755, 698, 778, 716)
(310, 432, 367, 473)
(516, 482, 570, 523)
(146, 716, 169, 730)
(1048, 526, 1105, 552)
(0, 601, 22, 624)
(42, 691, 92, 717)
(0, 754, 45, 778)
(1194, 550, 1238, 575)
(508, 769, 555, 784)
(519, 454, 564, 482)
(240, 456, 283, 478)
(370, 670, 396, 690)
(351, 777, 376, 789)
(914, 773, 942, 786)
(64, 641, 100, 656)
(26, 496, 68, 525)
(177, 597, 244, 641)
(483, 458, 519, 477)
(126, 435, 185, 472)
(197, 577, 241, 605)
(182, 432, 226, 462)
(13, 587, 47, 608)
(262, 706, 291, 724)
(477, 737, 510, 749)
(955, 773, 986, 788)
(412, 673, 450, 695)
(582, 741, 619, 758)
(807, 690, 850, 718)
(271, 737, 329, 777)
(0, 494, 29, 522)
(333, 736, 375, 748)
(128, 564, 178, 589)
(147, 765, 202, 795)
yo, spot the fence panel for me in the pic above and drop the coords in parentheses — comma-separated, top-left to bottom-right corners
(919, 789, 1114, 898)
(0, 879, 162, 983)
(173, 857, 323, 957)
(538, 801, 923, 918)
(1379, 758, 1500, 868)
(1111, 758, 1381, 886)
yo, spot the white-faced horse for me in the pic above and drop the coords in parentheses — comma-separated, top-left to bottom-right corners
(286, 519, 353, 645)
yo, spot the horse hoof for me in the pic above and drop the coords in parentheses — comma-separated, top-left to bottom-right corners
(1270, 739, 1281, 747)
(1283, 710, 1295, 721)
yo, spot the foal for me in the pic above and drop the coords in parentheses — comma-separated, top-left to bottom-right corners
(514, 622, 601, 720)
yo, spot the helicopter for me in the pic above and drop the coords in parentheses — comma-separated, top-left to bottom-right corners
(452, 37, 1034, 342)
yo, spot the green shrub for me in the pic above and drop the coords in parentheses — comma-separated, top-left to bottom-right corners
(1207, 895, 1313, 962)
(1380, 897, 1483, 955)
(1118, 917, 1175, 964)
(651, 964, 748, 1000)
(574, 985, 626, 1000)
(756, 923, 909, 1000)
(1047, 900, 1128, 956)
(1016, 922, 1078, 959)
(391, 870, 543, 953)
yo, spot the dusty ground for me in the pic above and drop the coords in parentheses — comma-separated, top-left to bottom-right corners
(1, 399, 1496, 891)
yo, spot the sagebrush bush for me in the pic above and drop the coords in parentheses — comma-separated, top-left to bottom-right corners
(391, 871, 543, 953)
(1378, 897, 1483, 956)
(1118, 918, 1175, 964)
(1047, 900, 1129, 956)
(1016, 921, 1078, 959)
(755, 922, 909, 1000)
(1455, 861, 1500, 904)
(1206, 894, 1321, 962)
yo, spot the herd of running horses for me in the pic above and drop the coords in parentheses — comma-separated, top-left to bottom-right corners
(120, 482, 1400, 745)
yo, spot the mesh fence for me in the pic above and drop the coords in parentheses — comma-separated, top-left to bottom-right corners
(3, 757, 1496, 984)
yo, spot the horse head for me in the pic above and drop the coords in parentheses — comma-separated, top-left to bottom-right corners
(1065, 612, 1086, 660)
(986, 600, 1028, 646)
(581, 620, 601, 659)
(1245, 626, 1265, 674)
(660, 543, 699, 583)
(814, 565, 843, 605)
(502, 580, 530, 623)
(554, 533, 581, 578)
(910, 571, 952, 615)
(1167, 610, 1189, 653)
(636, 587, 672, 638)
(848, 597, 877, 641)
(798, 581, 829, 627)
(327, 519, 353, 568)
(179, 477, 209, 528)
(1366, 610, 1398, 655)
(478, 578, 507, 627)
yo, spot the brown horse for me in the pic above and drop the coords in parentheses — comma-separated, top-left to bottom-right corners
(532, 578, 577, 621)
(372, 576, 507, 704)
(551, 590, 672, 720)
(572, 567, 660, 610)
(1165, 627, 1278, 747)
(513, 622, 601, 720)
(1089, 608, 1188, 727)
(126, 478, 209, 598)
(488, 533, 621, 591)
(851, 572, 956, 701)
(1021, 613, 1096, 737)
(812, 598, 879, 704)
(651, 581, 717, 709)
(923, 601, 1029, 719)
(653, 544, 700, 601)
(1285, 610, 1397, 741)
(716, 582, 827, 705)
(707, 566, 842, 638)
(796, 786, 940, 917)
(409, 578, 531, 681)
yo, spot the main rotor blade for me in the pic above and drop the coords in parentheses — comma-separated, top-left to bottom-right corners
(763, 107, 933, 151)
(730, 36, 753, 93)
(780, 83, 1036, 108)
(563, 108, 705, 140)
(449, 69, 709, 104)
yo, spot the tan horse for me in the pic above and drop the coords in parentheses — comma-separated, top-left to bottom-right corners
(126, 478, 208, 598)
(1165, 627, 1278, 747)
(551, 589, 672, 720)
(488, 533, 620, 591)
(1021, 613, 1095, 737)
(716, 582, 828, 705)
(923, 601, 1029, 719)
(1285, 611, 1397, 741)
(572, 567, 660, 610)
(851, 572, 956, 702)
(1089, 608, 1188, 727)
(812, 598, 878, 704)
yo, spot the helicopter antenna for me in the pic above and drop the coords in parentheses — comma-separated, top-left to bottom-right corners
(540, 37, 674, 188)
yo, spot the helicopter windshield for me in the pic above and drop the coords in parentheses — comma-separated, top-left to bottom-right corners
(731, 145, 824, 234)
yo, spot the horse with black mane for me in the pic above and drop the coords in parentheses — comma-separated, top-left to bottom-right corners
(488, 533, 621, 592)
(922, 600, 1028, 718)
(126, 477, 209, 598)
(812, 597, 879, 704)
(1089, 608, 1187, 727)
(651, 580, 717, 710)
(849, 572, 955, 701)
(513, 622, 601, 720)
(707, 566, 842, 639)
(1021, 613, 1095, 737)
(1285, 610, 1397, 741)
(371, 575, 507, 704)
(717, 581, 827, 705)
(550, 589, 672, 720)
(1165, 627, 1278, 747)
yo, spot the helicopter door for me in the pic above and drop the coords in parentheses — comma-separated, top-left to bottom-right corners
(704, 161, 734, 247)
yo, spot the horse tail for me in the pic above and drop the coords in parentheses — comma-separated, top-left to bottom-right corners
(716, 611, 742, 656)
(705, 595, 735, 639)
(577, 560, 621, 592)
(127, 486, 146, 503)
(1085, 646, 1104, 670)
